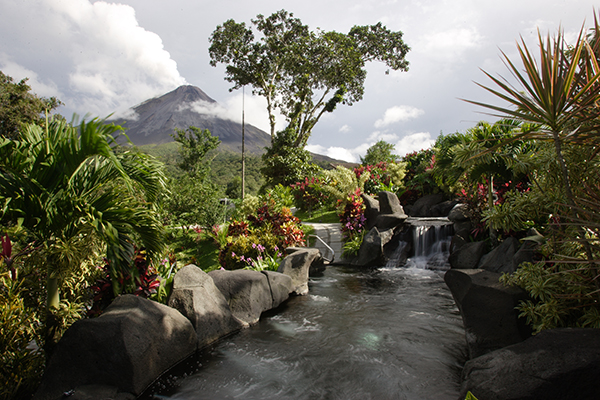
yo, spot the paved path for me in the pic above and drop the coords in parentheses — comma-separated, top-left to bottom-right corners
(303, 222, 343, 264)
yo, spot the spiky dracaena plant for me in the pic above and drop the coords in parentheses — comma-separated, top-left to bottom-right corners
(468, 16, 600, 332)
(464, 23, 600, 226)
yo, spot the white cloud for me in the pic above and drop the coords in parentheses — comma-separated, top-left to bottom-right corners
(0, 57, 62, 99)
(184, 100, 234, 121)
(306, 143, 369, 163)
(418, 27, 483, 63)
(374, 105, 425, 128)
(0, 0, 187, 117)
(339, 124, 351, 133)
(394, 132, 436, 157)
(222, 92, 286, 134)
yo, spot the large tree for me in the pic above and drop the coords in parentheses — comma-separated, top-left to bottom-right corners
(361, 140, 398, 165)
(0, 71, 61, 139)
(209, 10, 410, 146)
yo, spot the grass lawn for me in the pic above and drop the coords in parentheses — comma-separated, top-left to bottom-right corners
(295, 209, 339, 223)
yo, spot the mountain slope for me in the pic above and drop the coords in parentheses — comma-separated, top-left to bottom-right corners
(112, 85, 271, 154)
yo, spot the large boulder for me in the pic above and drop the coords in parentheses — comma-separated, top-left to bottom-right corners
(361, 193, 380, 230)
(262, 270, 294, 308)
(378, 191, 404, 215)
(407, 193, 444, 217)
(278, 247, 322, 295)
(449, 241, 486, 269)
(512, 239, 539, 270)
(169, 265, 243, 347)
(208, 269, 273, 325)
(372, 191, 408, 230)
(461, 328, 600, 400)
(448, 203, 472, 233)
(478, 236, 521, 274)
(34, 295, 197, 400)
(430, 200, 459, 217)
(352, 226, 395, 267)
(444, 269, 531, 358)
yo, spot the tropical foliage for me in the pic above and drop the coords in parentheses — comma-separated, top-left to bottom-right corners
(217, 199, 305, 270)
(0, 115, 168, 397)
(0, 71, 61, 140)
(463, 16, 600, 331)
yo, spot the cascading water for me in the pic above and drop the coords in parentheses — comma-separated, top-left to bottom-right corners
(142, 220, 465, 400)
(408, 219, 454, 270)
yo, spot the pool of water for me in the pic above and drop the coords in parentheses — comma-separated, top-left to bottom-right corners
(143, 264, 466, 400)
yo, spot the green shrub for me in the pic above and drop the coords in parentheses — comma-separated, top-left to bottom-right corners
(0, 272, 45, 400)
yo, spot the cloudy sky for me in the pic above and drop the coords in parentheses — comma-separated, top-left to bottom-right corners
(1, 0, 597, 162)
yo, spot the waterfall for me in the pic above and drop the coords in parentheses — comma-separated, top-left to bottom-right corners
(387, 218, 453, 270)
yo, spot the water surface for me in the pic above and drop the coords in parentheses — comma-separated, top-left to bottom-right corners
(145, 265, 466, 400)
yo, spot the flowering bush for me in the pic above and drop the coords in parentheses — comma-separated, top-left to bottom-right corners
(354, 162, 404, 195)
(339, 188, 367, 241)
(218, 200, 305, 269)
(239, 242, 283, 271)
(398, 149, 438, 204)
(89, 248, 161, 316)
(290, 176, 332, 214)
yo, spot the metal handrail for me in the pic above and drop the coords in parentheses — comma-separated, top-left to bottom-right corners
(309, 234, 335, 263)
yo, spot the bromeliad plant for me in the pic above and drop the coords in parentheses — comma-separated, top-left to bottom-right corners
(89, 248, 166, 316)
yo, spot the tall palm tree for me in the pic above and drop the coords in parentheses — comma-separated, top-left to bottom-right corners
(0, 117, 166, 314)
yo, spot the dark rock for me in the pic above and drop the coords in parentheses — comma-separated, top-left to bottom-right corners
(448, 203, 472, 233)
(429, 200, 458, 217)
(445, 269, 532, 358)
(408, 193, 444, 217)
(353, 227, 395, 267)
(208, 269, 273, 325)
(34, 295, 196, 400)
(261, 270, 294, 308)
(378, 191, 404, 215)
(277, 248, 322, 295)
(479, 236, 521, 274)
(513, 240, 539, 271)
(169, 264, 243, 347)
(461, 328, 600, 400)
(373, 213, 408, 231)
(361, 193, 380, 229)
(448, 203, 470, 222)
(450, 228, 471, 253)
(449, 241, 486, 269)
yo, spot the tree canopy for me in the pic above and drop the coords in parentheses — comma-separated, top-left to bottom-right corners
(361, 140, 398, 165)
(209, 10, 410, 147)
(0, 71, 61, 139)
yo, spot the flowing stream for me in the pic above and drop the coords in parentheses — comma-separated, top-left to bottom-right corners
(143, 222, 466, 400)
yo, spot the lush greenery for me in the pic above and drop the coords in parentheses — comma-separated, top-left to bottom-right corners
(0, 115, 168, 397)
(209, 9, 409, 188)
(0, 71, 61, 140)
(209, 9, 409, 144)
(5, 11, 600, 399)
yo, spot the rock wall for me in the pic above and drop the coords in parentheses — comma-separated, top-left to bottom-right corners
(35, 248, 322, 399)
